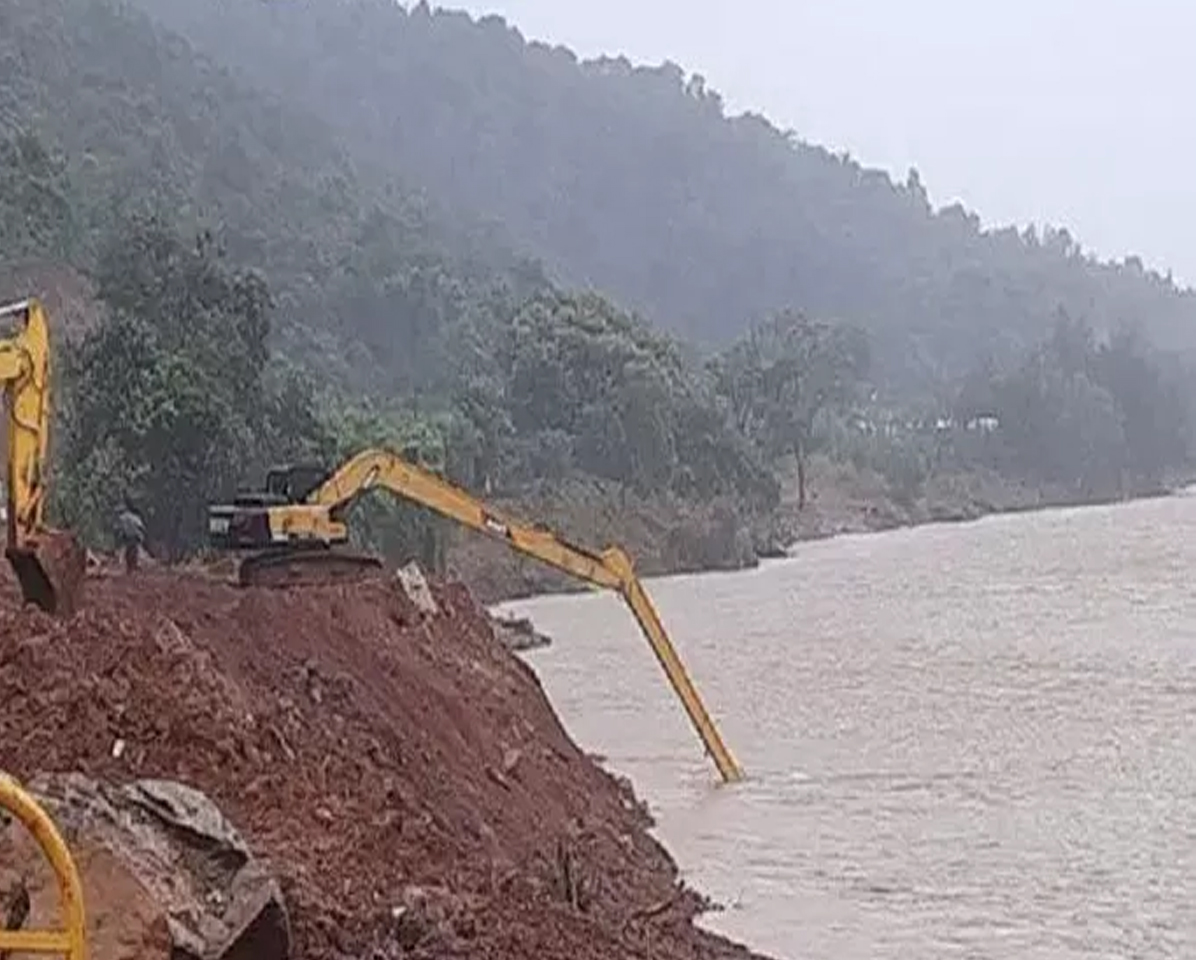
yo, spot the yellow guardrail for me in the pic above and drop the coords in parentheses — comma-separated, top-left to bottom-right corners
(0, 773, 85, 959)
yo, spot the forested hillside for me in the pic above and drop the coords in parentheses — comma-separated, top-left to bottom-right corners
(125, 0, 1195, 396)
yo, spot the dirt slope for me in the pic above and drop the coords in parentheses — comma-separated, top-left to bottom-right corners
(0, 569, 764, 960)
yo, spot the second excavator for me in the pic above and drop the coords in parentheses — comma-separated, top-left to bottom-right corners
(208, 448, 745, 784)
(0, 297, 86, 615)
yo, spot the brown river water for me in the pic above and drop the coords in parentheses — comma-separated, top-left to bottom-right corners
(497, 491, 1196, 960)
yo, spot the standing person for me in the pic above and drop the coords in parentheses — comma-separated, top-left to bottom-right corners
(114, 496, 146, 573)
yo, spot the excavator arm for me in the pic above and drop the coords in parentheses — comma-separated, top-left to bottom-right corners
(0, 298, 85, 615)
(0, 300, 51, 543)
(310, 449, 744, 783)
(212, 447, 744, 782)
(312, 450, 627, 587)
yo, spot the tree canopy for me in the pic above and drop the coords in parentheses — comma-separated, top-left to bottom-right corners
(54, 213, 331, 556)
(710, 312, 871, 506)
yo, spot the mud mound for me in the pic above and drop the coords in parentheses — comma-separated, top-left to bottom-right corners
(0, 570, 763, 960)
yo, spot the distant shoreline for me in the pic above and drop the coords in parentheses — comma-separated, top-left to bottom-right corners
(454, 467, 1194, 609)
(778, 475, 1195, 555)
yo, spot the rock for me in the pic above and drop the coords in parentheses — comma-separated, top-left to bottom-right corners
(388, 884, 472, 953)
(0, 773, 289, 960)
(754, 541, 789, 560)
(489, 615, 552, 652)
(0, 822, 172, 960)
(396, 562, 439, 615)
(502, 747, 523, 776)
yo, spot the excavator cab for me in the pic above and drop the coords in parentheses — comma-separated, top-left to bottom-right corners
(207, 462, 356, 571)
(220, 463, 330, 509)
(262, 463, 329, 504)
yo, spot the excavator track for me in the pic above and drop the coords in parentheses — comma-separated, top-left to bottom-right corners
(238, 547, 386, 589)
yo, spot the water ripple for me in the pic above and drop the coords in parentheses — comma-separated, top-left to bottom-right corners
(503, 495, 1196, 960)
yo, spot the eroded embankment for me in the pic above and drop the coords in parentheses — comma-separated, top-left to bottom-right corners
(0, 568, 766, 960)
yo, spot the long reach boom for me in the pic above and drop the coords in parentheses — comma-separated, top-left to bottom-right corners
(209, 448, 745, 783)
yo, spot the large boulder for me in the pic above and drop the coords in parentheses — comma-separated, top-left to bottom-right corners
(0, 773, 288, 960)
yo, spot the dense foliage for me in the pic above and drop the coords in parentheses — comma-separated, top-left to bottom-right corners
(53, 214, 332, 555)
(709, 312, 871, 506)
(0, 133, 79, 263)
(459, 290, 780, 507)
(17, 149, 777, 559)
(710, 308, 1194, 508)
(952, 318, 1196, 496)
(125, 0, 1195, 397)
(0, 0, 518, 395)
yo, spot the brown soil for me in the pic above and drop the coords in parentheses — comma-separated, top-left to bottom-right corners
(0, 567, 766, 960)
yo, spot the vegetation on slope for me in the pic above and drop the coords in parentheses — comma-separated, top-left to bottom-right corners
(126, 0, 1195, 396)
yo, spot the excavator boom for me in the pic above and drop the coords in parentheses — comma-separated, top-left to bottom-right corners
(209, 448, 745, 783)
(0, 298, 84, 615)
(310, 450, 626, 588)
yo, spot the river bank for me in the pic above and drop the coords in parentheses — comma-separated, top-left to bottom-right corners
(446, 456, 1193, 605)
(772, 457, 1194, 548)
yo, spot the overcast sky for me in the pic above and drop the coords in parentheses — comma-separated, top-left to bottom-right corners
(454, 0, 1196, 287)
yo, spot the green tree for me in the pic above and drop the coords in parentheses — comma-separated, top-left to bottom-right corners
(59, 215, 325, 558)
(713, 311, 870, 508)
(1095, 326, 1196, 485)
(0, 132, 80, 261)
(955, 314, 1194, 497)
(320, 399, 452, 573)
(495, 290, 778, 505)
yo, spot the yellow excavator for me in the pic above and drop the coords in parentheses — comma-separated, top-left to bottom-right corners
(0, 297, 86, 615)
(208, 448, 745, 783)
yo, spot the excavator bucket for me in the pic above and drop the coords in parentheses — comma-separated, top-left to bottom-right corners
(6, 528, 87, 616)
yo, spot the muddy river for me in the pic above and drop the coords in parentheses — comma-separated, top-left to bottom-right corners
(498, 491, 1196, 960)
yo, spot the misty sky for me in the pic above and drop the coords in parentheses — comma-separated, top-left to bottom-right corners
(454, 0, 1197, 287)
